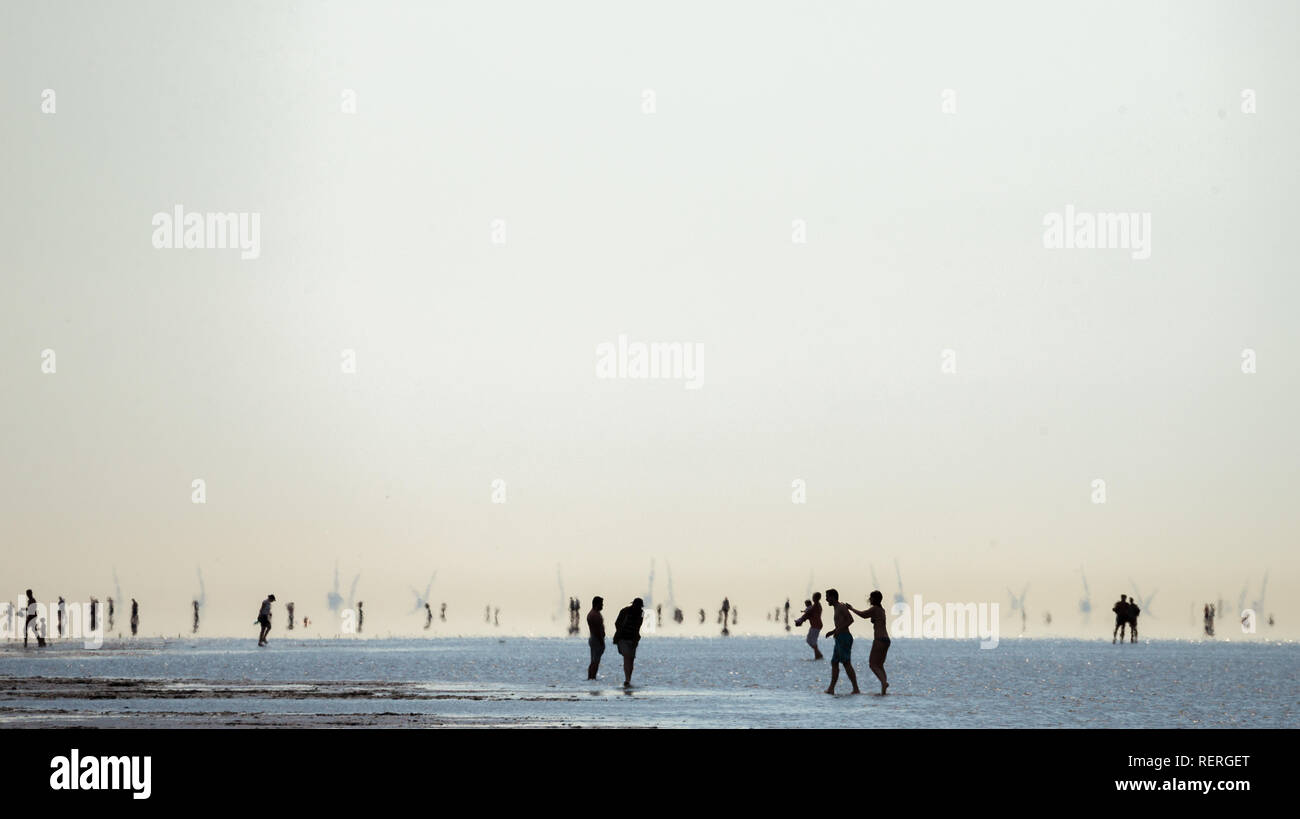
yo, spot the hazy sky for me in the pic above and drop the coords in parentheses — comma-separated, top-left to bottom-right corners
(2, 1, 1297, 638)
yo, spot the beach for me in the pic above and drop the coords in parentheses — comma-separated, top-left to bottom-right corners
(2, 636, 1294, 729)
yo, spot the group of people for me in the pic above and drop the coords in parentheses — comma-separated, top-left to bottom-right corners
(1112, 594, 1141, 643)
(796, 589, 891, 695)
(581, 589, 892, 696)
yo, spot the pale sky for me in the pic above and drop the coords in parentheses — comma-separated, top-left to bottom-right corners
(2, 1, 1297, 638)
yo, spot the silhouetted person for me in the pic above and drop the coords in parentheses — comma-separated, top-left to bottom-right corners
(493, 607, 500, 627)
(286, 602, 295, 630)
(424, 603, 433, 629)
(586, 596, 605, 680)
(88, 597, 98, 633)
(822, 589, 860, 694)
(656, 604, 662, 628)
(698, 608, 705, 624)
(732, 607, 738, 626)
(440, 602, 446, 622)
(673, 607, 683, 624)
(720, 598, 730, 636)
(57, 596, 66, 638)
(846, 591, 890, 695)
(783, 598, 791, 632)
(1112, 595, 1129, 643)
(256, 594, 275, 646)
(192, 600, 200, 633)
(485, 605, 491, 623)
(1128, 599, 1140, 643)
(107, 597, 115, 633)
(794, 593, 824, 660)
(303, 616, 310, 629)
(24, 590, 45, 648)
(1202, 604, 1214, 637)
(613, 598, 645, 688)
(357, 601, 364, 633)
(129, 599, 139, 637)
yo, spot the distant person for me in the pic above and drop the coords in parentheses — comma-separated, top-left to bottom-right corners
(493, 607, 500, 627)
(673, 607, 683, 624)
(256, 594, 276, 646)
(794, 593, 824, 660)
(286, 601, 295, 630)
(485, 605, 491, 623)
(24, 590, 45, 648)
(303, 616, 310, 630)
(440, 602, 446, 622)
(656, 604, 662, 629)
(129, 599, 139, 637)
(57, 596, 66, 638)
(698, 608, 705, 624)
(821, 589, 860, 695)
(1111, 595, 1129, 643)
(720, 597, 730, 636)
(586, 596, 605, 680)
(612, 598, 645, 688)
(846, 591, 890, 695)
(88, 597, 99, 633)
(107, 597, 115, 633)
(783, 598, 791, 632)
(424, 603, 433, 630)
(1128, 599, 1140, 643)
(192, 600, 200, 633)
(357, 601, 365, 633)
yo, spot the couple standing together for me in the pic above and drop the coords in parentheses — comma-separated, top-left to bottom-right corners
(585, 596, 644, 687)
(796, 589, 891, 695)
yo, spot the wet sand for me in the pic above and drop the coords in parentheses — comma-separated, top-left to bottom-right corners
(0, 675, 639, 727)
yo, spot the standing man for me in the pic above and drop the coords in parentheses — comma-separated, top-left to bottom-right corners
(847, 591, 890, 695)
(129, 599, 139, 637)
(1112, 594, 1130, 644)
(586, 596, 605, 680)
(256, 594, 275, 646)
(821, 589, 861, 695)
(23, 590, 45, 648)
(612, 597, 645, 688)
(1128, 598, 1141, 643)
(794, 593, 824, 660)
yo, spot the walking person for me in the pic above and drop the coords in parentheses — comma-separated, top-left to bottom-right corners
(612, 598, 645, 688)
(847, 591, 891, 695)
(23, 590, 45, 648)
(256, 594, 275, 646)
(586, 596, 605, 680)
(822, 589, 861, 695)
(793, 593, 824, 660)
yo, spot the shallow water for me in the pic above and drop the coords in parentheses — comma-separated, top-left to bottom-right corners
(1, 636, 1295, 727)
